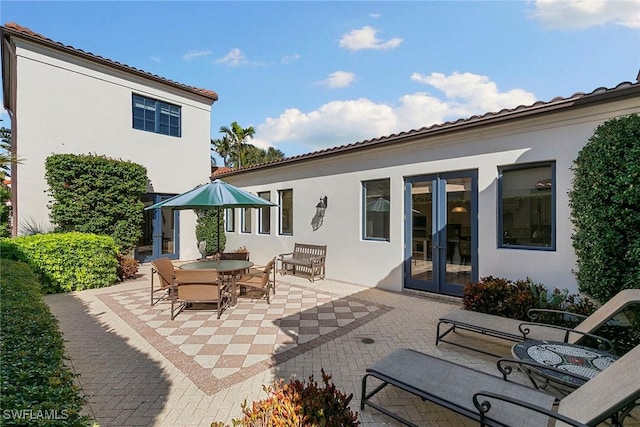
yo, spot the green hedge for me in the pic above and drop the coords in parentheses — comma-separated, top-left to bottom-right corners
(0, 259, 92, 426)
(45, 153, 147, 254)
(1, 232, 118, 293)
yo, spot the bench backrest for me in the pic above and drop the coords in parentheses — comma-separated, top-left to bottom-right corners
(292, 243, 327, 260)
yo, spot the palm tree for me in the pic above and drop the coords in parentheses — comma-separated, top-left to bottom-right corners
(210, 135, 232, 167)
(219, 122, 255, 168)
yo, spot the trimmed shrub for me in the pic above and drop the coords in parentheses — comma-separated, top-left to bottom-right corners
(212, 370, 359, 426)
(196, 209, 226, 255)
(45, 153, 147, 254)
(116, 254, 140, 281)
(0, 259, 92, 426)
(0, 238, 26, 262)
(569, 113, 640, 302)
(463, 276, 596, 321)
(4, 232, 118, 293)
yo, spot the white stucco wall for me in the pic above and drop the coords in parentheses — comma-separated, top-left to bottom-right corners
(12, 39, 212, 260)
(223, 97, 639, 295)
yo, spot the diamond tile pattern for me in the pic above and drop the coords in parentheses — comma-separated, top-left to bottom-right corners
(100, 282, 390, 395)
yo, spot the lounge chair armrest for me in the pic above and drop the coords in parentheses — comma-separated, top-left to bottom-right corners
(497, 358, 591, 384)
(517, 322, 615, 352)
(472, 391, 585, 427)
(527, 308, 588, 323)
(278, 252, 295, 258)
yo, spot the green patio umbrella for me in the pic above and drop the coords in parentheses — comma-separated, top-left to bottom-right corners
(145, 179, 277, 253)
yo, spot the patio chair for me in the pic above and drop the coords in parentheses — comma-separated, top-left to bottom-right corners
(171, 269, 230, 320)
(436, 288, 640, 356)
(235, 257, 276, 304)
(361, 344, 640, 427)
(150, 257, 177, 306)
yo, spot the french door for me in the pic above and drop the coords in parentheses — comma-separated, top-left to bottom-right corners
(136, 193, 179, 262)
(404, 171, 477, 296)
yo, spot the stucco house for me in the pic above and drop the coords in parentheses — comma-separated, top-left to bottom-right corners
(218, 79, 640, 297)
(1, 23, 217, 261)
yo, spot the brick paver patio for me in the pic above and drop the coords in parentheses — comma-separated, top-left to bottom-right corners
(44, 263, 638, 426)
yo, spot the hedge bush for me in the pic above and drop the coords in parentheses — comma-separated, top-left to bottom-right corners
(2, 232, 118, 293)
(212, 370, 359, 426)
(0, 259, 92, 426)
(45, 153, 147, 254)
(569, 113, 640, 302)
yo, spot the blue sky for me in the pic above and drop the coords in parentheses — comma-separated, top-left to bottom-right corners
(1, 1, 639, 162)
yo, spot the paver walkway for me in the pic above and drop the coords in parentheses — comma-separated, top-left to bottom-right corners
(44, 264, 638, 426)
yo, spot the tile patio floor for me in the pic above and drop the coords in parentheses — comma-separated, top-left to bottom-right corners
(44, 263, 638, 426)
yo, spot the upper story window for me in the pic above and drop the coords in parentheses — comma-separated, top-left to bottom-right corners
(225, 208, 235, 232)
(498, 162, 555, 250)
(132, 94, 181, 137)
(363, 179, 391, 241)
(279, 189, 293, 235)
(258, 191, 271, 234)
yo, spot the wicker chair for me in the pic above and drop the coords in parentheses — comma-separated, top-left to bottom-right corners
(235, 257, 276, 304)
(171, 269, 230, 320)
(150, 257, 177, 306)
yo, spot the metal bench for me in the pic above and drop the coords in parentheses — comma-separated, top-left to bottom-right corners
(278, 243, 326, 282)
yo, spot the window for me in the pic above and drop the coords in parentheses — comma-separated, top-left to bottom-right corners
(363, 179, 390, 241)
(241, 207, 251, 233)
(132, 94, 181, 137)
(258, 191, 271, 234)
(279, 189, 293, 235)
(225, 208, 235, 232)
(498, 162, 555, 250)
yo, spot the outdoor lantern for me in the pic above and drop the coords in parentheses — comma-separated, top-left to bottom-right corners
(315, 196, 328, 217)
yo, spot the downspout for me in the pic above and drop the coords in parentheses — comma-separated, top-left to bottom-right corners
(3, 35, 18, 236)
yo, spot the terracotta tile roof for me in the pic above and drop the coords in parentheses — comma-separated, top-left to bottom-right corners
(211, 166, 234, 176)
(216, 80, 640, 178)
(1, 22, 218, 102)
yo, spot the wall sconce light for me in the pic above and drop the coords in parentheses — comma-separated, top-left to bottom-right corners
(316, 196, 328, 217)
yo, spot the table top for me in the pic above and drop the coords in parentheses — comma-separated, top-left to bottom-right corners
(179, 259, 253, 272)
(512, 340, 618, 387)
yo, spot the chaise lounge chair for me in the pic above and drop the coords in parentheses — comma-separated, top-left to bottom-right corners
(436, 288, 640, 356)
(361, 344, 640, 427)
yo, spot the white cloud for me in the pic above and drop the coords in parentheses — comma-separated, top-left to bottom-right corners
(339, 26, 403, 51)
(216, 48, 247, 67)
(256, 72, 537, 153)
(182, 49, 212, 61)
(411, 72, 536, 115)
(318, 71, 357, 88)
(531, 0, 640, 29)
(149, 56, 160, 63)
(281, 53, 301, 64)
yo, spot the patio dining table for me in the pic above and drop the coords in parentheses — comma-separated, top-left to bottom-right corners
(180, 259, 253, 306)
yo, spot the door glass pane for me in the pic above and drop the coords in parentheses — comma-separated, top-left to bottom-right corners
(410, 181, 433, 281)
(138, 195, 154, 258)
(445, 177, 472, 287)
(161, 206, 176, 255)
